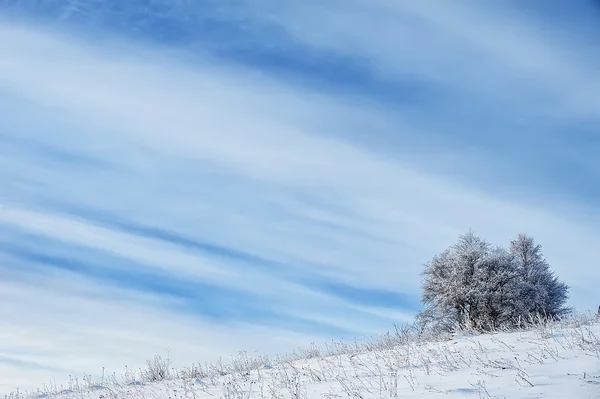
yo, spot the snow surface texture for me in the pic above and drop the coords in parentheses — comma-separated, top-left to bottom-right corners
(7, 319, 600, 399)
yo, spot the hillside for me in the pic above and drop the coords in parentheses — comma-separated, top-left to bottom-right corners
(8, 317, 600, 399)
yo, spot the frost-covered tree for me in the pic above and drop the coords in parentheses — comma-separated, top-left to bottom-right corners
(418, 231, 494, 331)
(417, 232, 570, 332)
(509, 234, 570, 319)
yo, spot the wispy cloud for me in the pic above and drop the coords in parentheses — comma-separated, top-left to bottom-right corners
(1, 0, 599, 392)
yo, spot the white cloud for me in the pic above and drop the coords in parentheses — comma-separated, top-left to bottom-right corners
(270, 0, 600, 116)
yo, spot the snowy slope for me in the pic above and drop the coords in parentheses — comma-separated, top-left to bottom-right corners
(10, 319, 600, 399)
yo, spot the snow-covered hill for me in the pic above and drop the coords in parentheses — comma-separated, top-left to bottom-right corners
(7, 318, 600, 399)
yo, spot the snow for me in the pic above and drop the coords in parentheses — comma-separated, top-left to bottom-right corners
(8, 320, 600, 399)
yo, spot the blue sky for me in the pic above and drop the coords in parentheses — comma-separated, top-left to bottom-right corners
(1, 0, 600, 393)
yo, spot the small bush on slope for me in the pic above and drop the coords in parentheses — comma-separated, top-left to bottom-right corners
(140, 355, 172, 382)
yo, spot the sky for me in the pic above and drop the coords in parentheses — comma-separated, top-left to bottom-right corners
(1, 0, 600, 393)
